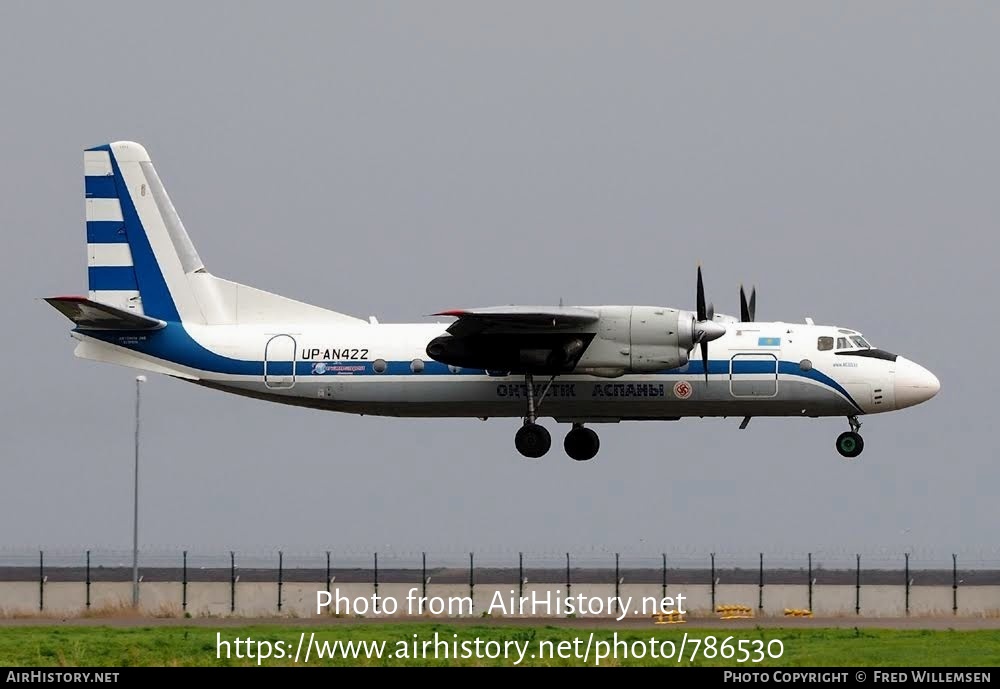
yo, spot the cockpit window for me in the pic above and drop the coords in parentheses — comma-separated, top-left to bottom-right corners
(836, 337, 850, 349)
(817, 336, 833, 351)
(850, 335, 871, 349)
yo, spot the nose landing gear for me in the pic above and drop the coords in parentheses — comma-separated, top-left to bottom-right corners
(836, 416, 864, 458)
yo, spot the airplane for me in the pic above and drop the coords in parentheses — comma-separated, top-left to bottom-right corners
(45, 141, 941, 462)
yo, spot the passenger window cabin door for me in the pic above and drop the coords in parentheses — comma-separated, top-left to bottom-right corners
(264, 334, 297, 389)
(729, 353, 778, 397)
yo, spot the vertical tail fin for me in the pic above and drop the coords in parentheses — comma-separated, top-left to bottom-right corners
(85, 141, 206, 324)
(82, 141, 366, 327)
(85, 147, 142, 315)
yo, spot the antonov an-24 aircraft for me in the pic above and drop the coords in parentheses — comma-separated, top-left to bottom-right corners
(46, 141, 941, 461)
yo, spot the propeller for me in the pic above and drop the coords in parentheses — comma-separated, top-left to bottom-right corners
(694, 265, 726, 382)
(740, 284, 757, 322)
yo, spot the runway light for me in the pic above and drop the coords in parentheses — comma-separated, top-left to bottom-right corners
(652, 610, 686, 625)
(783, 608, 814, 617)
(716, 604, 753, 619)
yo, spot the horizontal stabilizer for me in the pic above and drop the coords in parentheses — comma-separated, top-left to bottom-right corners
(44, 296, 166, 331)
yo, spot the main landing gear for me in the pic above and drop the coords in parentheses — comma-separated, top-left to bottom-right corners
(836, 416, 864, 459)
(515, 422, 551, 458)
(514, 373, 600, 461)
(564, 424, 600, 461)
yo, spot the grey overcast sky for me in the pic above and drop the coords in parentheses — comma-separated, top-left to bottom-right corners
(1, 2, 997, 568)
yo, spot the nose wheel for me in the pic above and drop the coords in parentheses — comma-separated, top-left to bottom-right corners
(836, 416, 864, 458)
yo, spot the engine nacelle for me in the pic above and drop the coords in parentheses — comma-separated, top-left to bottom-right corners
(627, 306, 692, 372)
(573, 306, 694, 375)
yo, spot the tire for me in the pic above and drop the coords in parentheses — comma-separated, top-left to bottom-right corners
(564, 426, 600, 461)
(836, 431, 864, 458)
(515, 423, 551, 458)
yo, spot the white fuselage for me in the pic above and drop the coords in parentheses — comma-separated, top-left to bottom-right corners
(73, 316, 938, 422)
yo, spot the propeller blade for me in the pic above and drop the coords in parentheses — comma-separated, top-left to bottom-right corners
(740, 285, 750, 322)
(694, 265, 724, 382)
(696, 265, 707, 321)
(749, 287, 756, 322)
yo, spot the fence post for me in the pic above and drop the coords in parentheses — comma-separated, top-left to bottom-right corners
(758, 553, 764, 612)
(326, 551, 331, 594)
(904, 552, 910, 616)
(277, 551, 283, 612)
(518, 552, 523, 600)
(566, 553, 571, 598)
(662, 553, 667, 601)
(615, 553, 620, 615)
(808, 553, 813, 611)
(422, 552, 427, 602)
(39, 550, 43, 612)
(230, 551, 236, 614)
(374, 552, 379, 602)
(855, 554, 861, 615)
(182, 550, 187, 613)
(710, 553, 716, 612)
(85, 550, 91, 610)
(952, 554, 958, 615)
(469, 552, 474, 613)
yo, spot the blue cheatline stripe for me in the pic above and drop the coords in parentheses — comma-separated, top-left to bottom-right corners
(777, 361, 861, 411)
(85, 176, 117, 198)
(88, 266, 138, 291)
(726, 361, 777, 374)
(86, 221, 128, 243)
(88, 323, 262, 376)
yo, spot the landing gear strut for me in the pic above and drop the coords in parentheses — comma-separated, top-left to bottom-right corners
(836, 416, 864, 458)
(514, 373, 554, 458)
(564, 424, 600, 461)
(513, 373, 602, 460)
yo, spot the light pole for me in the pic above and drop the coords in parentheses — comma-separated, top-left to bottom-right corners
(132, 375, 146, 608)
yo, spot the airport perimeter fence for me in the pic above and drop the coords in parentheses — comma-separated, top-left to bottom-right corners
(1, 546, 998, 618)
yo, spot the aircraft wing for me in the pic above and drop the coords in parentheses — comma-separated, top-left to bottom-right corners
(44, 296, 166, 331)
(427, 306, 600, 373)
(431, 306, 599, 337)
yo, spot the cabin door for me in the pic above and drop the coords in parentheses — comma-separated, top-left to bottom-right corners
(264, 334, 297, 389)
(729, 353, 778, 398)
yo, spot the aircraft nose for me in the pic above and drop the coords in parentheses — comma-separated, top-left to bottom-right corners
(894, 357, 941, 410)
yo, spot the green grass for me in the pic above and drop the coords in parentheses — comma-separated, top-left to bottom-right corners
(0, 624, 997, 667)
